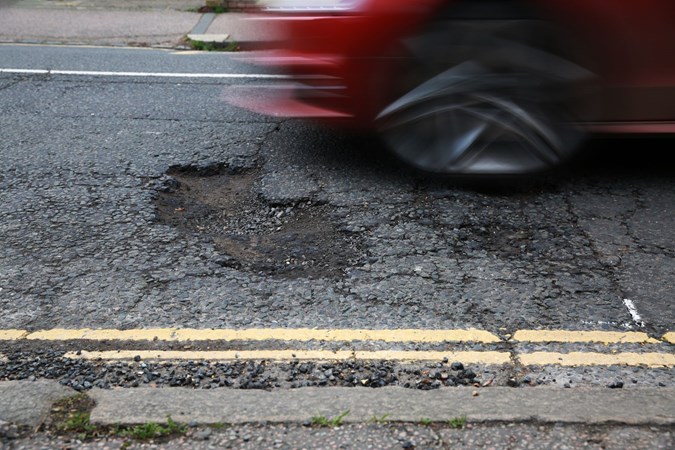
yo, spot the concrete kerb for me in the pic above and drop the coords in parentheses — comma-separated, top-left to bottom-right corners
(86, 386, 675, 426)
(73, 385, 675, 427)
(1, 381, 673, 429)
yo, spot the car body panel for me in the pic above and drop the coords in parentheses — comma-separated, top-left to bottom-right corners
(230, 0, 675, 130)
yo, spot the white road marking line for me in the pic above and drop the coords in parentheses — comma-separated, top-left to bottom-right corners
(0, 43, 166, 51)
(0, 68, 289, 79)
(623, 299, 645, 328)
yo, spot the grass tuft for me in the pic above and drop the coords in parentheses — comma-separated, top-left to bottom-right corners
(116, 416, 187, 440)
(369, 413, 390, 424)
(448, 415, 467, 429)
(311, 410, 350, 427)
(51, 393, 98, 440)
(187, 38, 239, 52)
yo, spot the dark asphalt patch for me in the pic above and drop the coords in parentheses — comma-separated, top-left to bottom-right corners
(155, 163, 364, 279)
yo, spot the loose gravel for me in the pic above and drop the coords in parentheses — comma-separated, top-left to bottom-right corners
(0, 349, 492, 392)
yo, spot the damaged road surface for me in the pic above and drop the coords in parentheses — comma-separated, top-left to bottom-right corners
(0, 44, 674, 447)
(1, 47, 673, 332)
(155, 164, 363, 279)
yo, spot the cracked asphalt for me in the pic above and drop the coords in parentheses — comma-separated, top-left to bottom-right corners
(1, 45, 674, 382)
(2, 46, 673, 335)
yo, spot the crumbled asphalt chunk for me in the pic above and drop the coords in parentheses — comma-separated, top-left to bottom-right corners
(608, 380, 624, 389)
(0, 351, 490, 391)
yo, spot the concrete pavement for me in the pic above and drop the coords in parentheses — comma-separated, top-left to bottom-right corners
(0, 0, 262, 48)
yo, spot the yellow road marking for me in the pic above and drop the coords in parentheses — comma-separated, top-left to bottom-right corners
(26, 329, 177, 341)
(512, 330, 660, 344)
(0, 329, 27, 340)
(65, 350, 511, 364)
(519, 352, 675, 367)
(22, 328, 501, 343)
(63, 350, 675, 366)
(2, 329, 672, 344)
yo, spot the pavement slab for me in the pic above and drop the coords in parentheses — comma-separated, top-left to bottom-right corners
(3, 0, 204, 11)
(0, 380, 73, 427)
(0, 8, 200, 47)
(0, 1, 263, 47)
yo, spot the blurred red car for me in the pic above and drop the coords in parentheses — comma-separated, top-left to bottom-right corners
(230, 0, 675, 175)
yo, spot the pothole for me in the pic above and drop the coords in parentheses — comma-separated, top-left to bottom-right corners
(154, 164, 363, 279)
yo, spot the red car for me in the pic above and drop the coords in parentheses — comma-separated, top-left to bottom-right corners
(230, 0, 675, 175)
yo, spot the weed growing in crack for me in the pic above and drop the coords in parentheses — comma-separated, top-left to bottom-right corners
(116, 416, 187, 440)
(420, 417, 433, 426)
(311, 410, 350, 427)
(447, 415, 467, 429)
(51, 393, 98, 440)
(369, 414, 390, 424)
(50, 397, 186, 443)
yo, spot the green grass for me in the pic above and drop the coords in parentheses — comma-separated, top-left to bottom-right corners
(51, 396, 187, 442)
(116, 416, 187, 440)
(188, 38, 239, 52)
(311, 410, 350, 427)
(447, 415, 467, 429)
(420, 417, 433, 426)
(52, 393, 98, 440)
(62, 411, 97, 440)
(369, 414, 390, 424)
(186, 6, 229, 13)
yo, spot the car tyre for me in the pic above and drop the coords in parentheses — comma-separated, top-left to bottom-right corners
(377, 1, 593, 176)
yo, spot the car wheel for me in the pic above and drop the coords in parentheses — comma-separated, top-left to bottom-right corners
(376, 2, 593, 176)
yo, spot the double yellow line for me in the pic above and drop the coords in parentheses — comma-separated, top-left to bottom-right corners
(1, 328, 673, 367)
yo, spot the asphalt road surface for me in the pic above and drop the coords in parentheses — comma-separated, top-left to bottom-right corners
(1, 44, 673, 392)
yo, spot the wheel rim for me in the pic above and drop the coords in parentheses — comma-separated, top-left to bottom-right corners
(377, 17, 592, 175)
